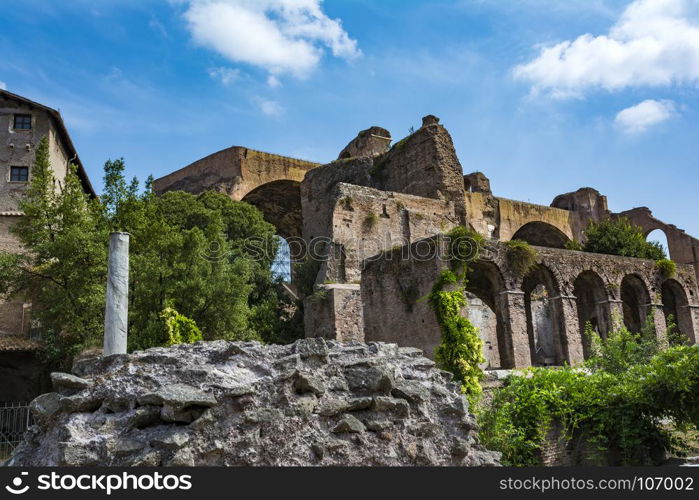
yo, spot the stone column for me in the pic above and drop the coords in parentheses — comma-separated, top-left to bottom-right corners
(104, 232, 129, 356)
(552, 295, 584, 365)
(497, 290, 531, 368)
(605, 299, 625, 328)
(645, 302, 668, 343)
(683, 304, 699, 344)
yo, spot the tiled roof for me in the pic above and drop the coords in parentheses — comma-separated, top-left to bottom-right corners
(0, 335, 41, 352)
(0, 211, 24, 216)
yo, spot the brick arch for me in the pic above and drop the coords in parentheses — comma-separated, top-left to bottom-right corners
(617, 208, 699, 281)
(241, 180, 303, 240)
(573, 270, 611, 358)
(661, 279, 696, 343)
(153, 146, 319, 208)
(465, 260, 512, 368)
(497, 199, 576, 245)
(620, 274, 651, 333)
(512, 221, 571, 249)
(521, 264, 567, 366)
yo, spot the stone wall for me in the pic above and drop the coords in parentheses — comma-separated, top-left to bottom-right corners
(465, 192, 579, 244)
(153, 146, 319, 201)
(618, 206, 699, 283)
(304, 284, 363, 342)
(362, 236, 699, 365)
(362, 237, 450, 359)
(301, 183, 458, 343)
(338, 126, 391, 159)
(301, 118, 467, 245)
(0, 215, 22, 254)
(6, 339, 501, 466)
(0, 300, 30, 338)
(308, 182, 458, 284)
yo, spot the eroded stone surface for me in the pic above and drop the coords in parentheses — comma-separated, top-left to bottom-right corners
(6, 338, 500, 467)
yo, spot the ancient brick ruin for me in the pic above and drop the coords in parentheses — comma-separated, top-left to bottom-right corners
(154, 115, 699, 370)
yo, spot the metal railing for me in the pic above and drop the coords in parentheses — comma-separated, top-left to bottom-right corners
(0, 402, 32, 461)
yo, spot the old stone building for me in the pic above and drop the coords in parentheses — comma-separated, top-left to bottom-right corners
(0, 89, 94, 401)
(155, 115, 699, 370)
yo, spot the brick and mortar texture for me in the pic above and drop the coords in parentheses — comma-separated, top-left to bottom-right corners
(154, 113, 699, 366)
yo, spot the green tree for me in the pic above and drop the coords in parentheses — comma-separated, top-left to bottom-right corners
(0, 142, 300, 367)
(583, 217, 666, 260)
(120, 190, 260, 350)
(0, 138, 108, 367)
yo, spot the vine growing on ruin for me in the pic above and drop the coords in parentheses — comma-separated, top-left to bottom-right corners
(428, 226, 487, 404)
(430, 270, 485, 404)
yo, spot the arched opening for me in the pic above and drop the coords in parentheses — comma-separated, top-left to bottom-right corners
(465, 261, 512, 369)
(661, 279, 695, 344)
(241, 180, 302, 240)
(271, 236, 292, 282)
(522, 265, 566, 366)
(620, 274, 651, 333)
(511, 222, 570, 249)
(646, 229, 669, 258)
(573, 271, 610, 358)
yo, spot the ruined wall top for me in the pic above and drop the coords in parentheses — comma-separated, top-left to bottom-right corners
(338, 126, 392, 160)
(551, 187, 608, 219)
(153, 146, 319, 200)
(464, 171, 492, 194)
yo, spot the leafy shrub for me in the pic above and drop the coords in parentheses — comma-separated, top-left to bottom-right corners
(429, 270, 485, 404)
(161, 307, 203, 346)
(447, 226, 485, 264)
(478, 368, 590, 466)
(666, 315, 691, 347)
(564, 239, 583, 251)
(478, 321, 699, 466)
(583, 218, 665, 260)
(585, 317, 658, 374)
(656, 258, 676, 279)
(505, 240, 538, 277)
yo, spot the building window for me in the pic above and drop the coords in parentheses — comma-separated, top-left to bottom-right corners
(10, 166, 29, 182)
(13, 114, 32, 130)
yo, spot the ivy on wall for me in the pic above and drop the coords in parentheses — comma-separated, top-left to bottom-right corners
(428, 227, 487, 404)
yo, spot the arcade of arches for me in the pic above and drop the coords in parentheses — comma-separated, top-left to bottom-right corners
(363, 239, 699, 369)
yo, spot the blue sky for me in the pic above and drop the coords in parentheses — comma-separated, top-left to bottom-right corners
(1, 0, 698, 238)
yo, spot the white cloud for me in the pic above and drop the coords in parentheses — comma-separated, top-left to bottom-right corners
(267, 75, 281, 88)
(514, 0, 699, 97)
(208, 66, 242, 85)
(255, 97, 284, 116)
(0, 81, 6, 90)
(181, 0, 360, 79)
(614, 99, 676, 133)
